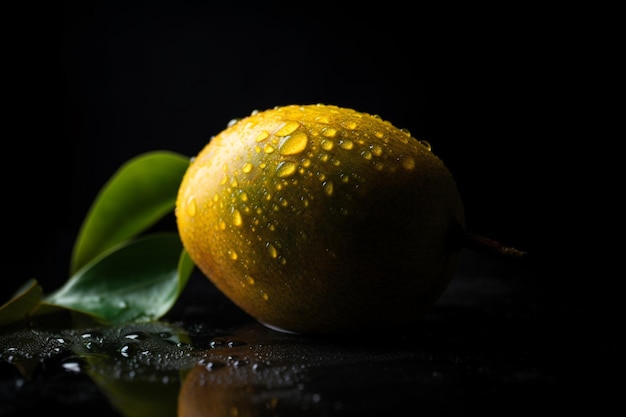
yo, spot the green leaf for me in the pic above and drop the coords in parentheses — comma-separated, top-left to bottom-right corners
(70, 150, 190, 274)
(0, 279, 43, 326)
(45, 233, 193, 324)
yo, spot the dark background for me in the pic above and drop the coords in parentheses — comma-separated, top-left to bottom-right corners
(7, 1, 558, 296)
(2, 2, 620, 415)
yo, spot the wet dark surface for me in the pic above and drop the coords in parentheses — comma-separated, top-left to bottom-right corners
(1, 251, 619, 416)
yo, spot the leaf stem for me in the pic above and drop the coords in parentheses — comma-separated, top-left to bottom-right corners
(461, 230, 528, 259)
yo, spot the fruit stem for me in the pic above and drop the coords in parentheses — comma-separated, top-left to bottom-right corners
(461, 230, 528, 259)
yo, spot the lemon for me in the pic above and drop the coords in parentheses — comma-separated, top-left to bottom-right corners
(175, 104, 465, 334)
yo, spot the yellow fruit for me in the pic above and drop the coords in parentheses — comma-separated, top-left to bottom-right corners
(175, 104, 465, 334)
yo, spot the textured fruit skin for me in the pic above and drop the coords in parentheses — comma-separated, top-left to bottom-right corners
(176, 104, 465, 334)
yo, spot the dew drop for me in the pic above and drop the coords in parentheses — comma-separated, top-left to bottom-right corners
(202, 360, 226, 371)
(209, 337, 227, 349)
(275, 121, 300, 136)
(228, 355, 247, 367)
(264, 144, 275, 154)
(232, 209, 243, 226)
(227, 339, 247, 347)
(120, 344, 134, 358)
(371, 144, 383, 156)
(322, 127, 337, 138)
(276, 161, 298, 178)
(323, 181, 334, 196)
(419, 140, 432, 151)
(228, 250, 238, 260)
(242, 162, 253, 173)
(255, 130, 270, 142)
(339, 139, 354, 150)
(267, 243, 278, 258)
(186, 196, 197, 216)
(361, 150, 372, 160)
(343, 121, 357, 130)
(62, 361, 82, 374)
(398, 129, 410, 143)
(278, 132, 308, 155)
(320, 139, 334, 151)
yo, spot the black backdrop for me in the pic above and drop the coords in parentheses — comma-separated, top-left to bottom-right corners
(5, 3, 622, 414)
(8, 1, 550, 300)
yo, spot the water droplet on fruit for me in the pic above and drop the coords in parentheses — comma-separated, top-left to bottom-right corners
(255, 130, 270, 142)
(398, 128, 411, 143)
(276, 161, 297, 178)
(186, 196, 197, 216)
(276, 121, 300, 137)
(419, 140, 432, 151)
(232, 209, 243, 226)
(323, 181, 334, 196)
(322, 127, 337, 138)
(321, 139, 334, 151)
(339, 139, 353, 150)
(343, 120, 357, 130)
(278, 132, 308, 155)
(267, 243, 278, 258)
(242, 162, 253, 173)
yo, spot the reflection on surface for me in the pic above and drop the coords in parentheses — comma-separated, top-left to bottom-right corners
(177, 323, 453, 416)
(1, 321, 196, 417)
(2, 253, 557, 416)
(2, 316, 468, 416)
